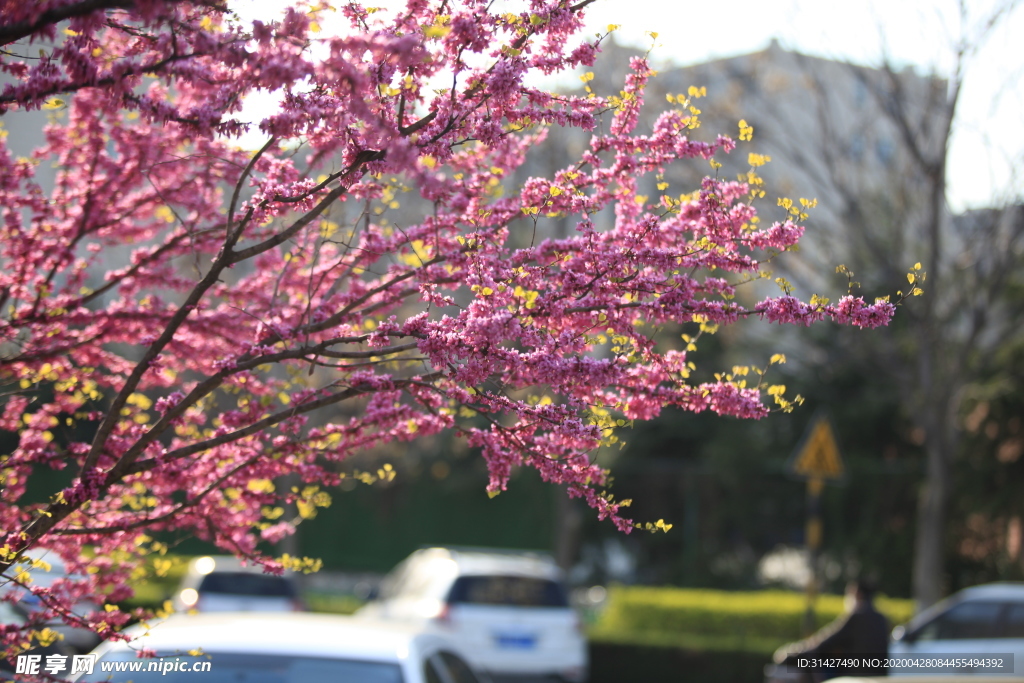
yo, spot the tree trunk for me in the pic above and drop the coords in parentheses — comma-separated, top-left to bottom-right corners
(912, 436, 951, 609)
(911, 382, 958, 609)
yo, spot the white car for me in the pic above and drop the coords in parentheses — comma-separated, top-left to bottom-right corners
(172, 555, 304, 613)
(16, 550, 101, 653)
(358, 547, 588, 682)
(70, 612, 489, 683)
(890, 582, 1024, 676)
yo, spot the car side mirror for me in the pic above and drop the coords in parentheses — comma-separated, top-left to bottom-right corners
(892, 625, 915, 644)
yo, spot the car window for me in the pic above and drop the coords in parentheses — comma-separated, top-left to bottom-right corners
(378, 560, 415, 600)
(85, 652, 403, 683)
(1003, 603, 1024, 639)
(197, 573, 296, 597)
(423, 658, 444, 683)
(446, 576, 568, 608)
(437, 652, 481, 683)
(915, 601, 1003, 641)
(397, 571, 437, 599)
(423, 652, 481, 683)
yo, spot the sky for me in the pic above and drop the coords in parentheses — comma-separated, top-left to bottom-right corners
(576, 0, 1024, 210)
(233, 0, 1024, 210)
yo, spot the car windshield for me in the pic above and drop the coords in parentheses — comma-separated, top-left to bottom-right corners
(447, 575, 568, 607)
(915, 601, 1003, 640)
(84, 652, 403, 683)
(197, 573, 296, 597)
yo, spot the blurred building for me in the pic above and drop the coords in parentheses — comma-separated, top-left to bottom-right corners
(530, 38, 950, 291)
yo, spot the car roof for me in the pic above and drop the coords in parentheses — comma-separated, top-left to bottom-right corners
(955, 582, 1024, 600)
(186, 555, 296, 576)
(412, 547, 562, 579)
(95, 613, 443, 662)
(900, 582, 1024, 632)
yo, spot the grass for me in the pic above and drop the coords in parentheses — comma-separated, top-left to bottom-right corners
(589, 586, 916, 655)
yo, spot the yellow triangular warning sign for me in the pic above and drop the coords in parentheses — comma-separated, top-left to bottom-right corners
(791, 417, 844, 479)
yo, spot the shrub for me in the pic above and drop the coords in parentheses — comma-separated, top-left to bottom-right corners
(590, 586, 915, 654)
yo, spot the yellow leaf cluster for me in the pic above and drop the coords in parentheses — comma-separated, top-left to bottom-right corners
(644, 519, 673, 533)
(279, 554, 323, 574)
(738, 119, 753, 141)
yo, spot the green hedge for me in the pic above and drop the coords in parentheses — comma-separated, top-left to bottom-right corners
(590, 586, 915, 654)
(303, 593, 364, 615)
(123, 555, 191, 611)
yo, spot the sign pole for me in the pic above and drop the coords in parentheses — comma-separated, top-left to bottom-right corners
(787, 413, 844, 636)
(803, 476, 824, 635)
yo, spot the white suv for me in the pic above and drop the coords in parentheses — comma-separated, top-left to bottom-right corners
(358, 547, 587, 682)
(172, 556, 304, 613)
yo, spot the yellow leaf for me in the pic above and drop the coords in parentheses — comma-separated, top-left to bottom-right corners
(127, 392, 152, 409)
(33, 628, 60, 647)
(425, 24, 451, 38)
(154, 205, 175, 224)
(246, 479, 275, 494)
(262, 506, 285, 520)
(297, 500, 317, 519)
(738, 119, 754, 141)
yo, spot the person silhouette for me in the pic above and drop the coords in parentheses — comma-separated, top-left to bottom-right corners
(773, 579, 890, 681)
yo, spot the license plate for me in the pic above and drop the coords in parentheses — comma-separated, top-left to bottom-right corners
(493, 633, 537, 649)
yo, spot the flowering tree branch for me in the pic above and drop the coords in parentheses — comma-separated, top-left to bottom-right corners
(0, 0, 912, 658)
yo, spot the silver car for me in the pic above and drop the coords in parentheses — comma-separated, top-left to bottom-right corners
(890, 582, 1024, 676)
